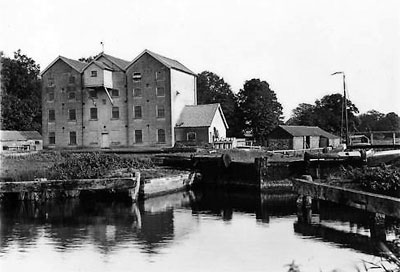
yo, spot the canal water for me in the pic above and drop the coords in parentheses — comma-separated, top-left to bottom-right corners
(0, 188, 399, 272)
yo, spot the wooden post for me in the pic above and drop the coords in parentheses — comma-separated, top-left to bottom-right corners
(369, 213, 386, 241)
(370, 133, 374, 144)
(393, 132, 396, 145)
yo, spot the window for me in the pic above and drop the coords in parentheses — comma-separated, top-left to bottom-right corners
(134, 106, 142, 119)
(49, 132, 55, 145)
(48, 78, 54, 87)
(111, 89, 119, 97)
(68, 109, 76, 121)
(157, 129, 166, 143)
(133, 72, 141, 82)
(112, 107, 119, 119)
(69, 76, 75, 84)
(48, 109, 55, 122)
(157, 105, 165, 118)
(156, 87, 165, 97)
(89, 89, 97, 98)
(91, 70, 97, 77)
(48, 90, 55, 101)
(133, 88, 142, 97)
(68, 91, 76, 100)
(187, 132, 196, 141)
(135, 130, 142, 143)
(69, 131, 77, 145)
(155, 71, 164, 81)
(90, 108, 98, 120)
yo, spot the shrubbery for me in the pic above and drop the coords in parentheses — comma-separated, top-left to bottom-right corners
(47, 152, 154, 180)
(344, 164, 400, 196)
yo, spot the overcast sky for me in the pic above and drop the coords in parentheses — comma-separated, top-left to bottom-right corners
(1, 0, 399, 119)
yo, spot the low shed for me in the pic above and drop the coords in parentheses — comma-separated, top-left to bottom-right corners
(266, 125, 340, 150)
(0, 130, 43, 153)
(174, 103, 229, 145)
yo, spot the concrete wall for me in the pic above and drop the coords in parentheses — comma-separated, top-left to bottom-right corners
(170, 69, 196, 144)
(82, 57, 127, 148)
(42, 59, 83, 148)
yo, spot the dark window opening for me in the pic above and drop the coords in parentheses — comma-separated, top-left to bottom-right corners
(68, 91, 76, 100)
(90, 108, 98, 120)
(49, 109, 55, 122)
(133, 88, 142, 97)
(157, 105, 165, 118)
(91, 71, 97, 77)
(112, 107, 119, 119)
(134, 106, 142, 119)
(187, 132, 196, 141)
(156, 87, 165, 97)
(135, 130, 142, 143)
(69, 76, 75, 84)
(69, 131, 77, 145)
(89, 89, 97, 98)
(69, 109, 76, 121)
(111, 89, 119, 97)
(49, 132, 55, 145)
(48, 91, 54, 101)
(158, 129, 166, 143)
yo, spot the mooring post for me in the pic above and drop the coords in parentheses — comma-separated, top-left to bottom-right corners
(296, 194, 313, 224)
(369, 212, 386, 241)
(255, 157, 268, 185)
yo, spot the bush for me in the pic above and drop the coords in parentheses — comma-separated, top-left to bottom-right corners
(346, 165, 400, 196)
(47, 152, 154, 180)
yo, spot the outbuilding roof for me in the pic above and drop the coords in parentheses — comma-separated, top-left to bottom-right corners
(127, 49, 196, 75)
(41, 56, 87, 75)
(0, 130, 42, 141)
(277, 126, 339, 139)
(176, 104, 228, 128)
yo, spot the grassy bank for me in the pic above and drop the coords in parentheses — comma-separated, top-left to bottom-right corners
(0, 151, 164, 181)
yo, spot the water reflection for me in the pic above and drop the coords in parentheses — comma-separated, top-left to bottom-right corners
(1, 189, 399, 271)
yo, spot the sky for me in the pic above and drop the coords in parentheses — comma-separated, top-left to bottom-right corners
(1, 0, 399, 120)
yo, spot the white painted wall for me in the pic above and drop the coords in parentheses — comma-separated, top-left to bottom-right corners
(103, 70, 113, 88)
(170, 69, 196, 144)
(208, 107, 227, 142)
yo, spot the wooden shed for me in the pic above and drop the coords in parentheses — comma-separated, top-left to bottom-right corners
(0, 130, 43, 153)
(266, 125, 340, 150)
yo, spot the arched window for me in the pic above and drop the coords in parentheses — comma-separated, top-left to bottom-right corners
(187, 132, 196, 141)
(158, 129, 166, 143)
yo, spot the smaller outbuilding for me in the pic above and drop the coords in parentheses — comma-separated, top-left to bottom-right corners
(266, 125, 340, 150)
(174, 103, 229, 146)
(0, 130, 43, 153)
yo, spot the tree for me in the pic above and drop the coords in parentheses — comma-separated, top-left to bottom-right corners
(286, 103, 315, 126)
(357, 110, 385, 131)
(378, 112, 400, 131)
(1, 50, 41, 131)
(197, 71, 244, 136)
(237, 79, 283, 144)
(313, 93, 359, 134)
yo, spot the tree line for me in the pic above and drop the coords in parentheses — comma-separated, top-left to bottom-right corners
(1, 50, 399, 144)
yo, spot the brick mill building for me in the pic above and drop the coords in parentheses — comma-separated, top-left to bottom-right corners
(41, 50, 226, 149)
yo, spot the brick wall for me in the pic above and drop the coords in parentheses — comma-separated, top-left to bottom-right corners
(42, 60, 83, 148)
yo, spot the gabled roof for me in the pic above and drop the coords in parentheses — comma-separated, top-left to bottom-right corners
(0, 130, 42, 141)
(91, 60, 113, 71)
(95, 52, 130, 71)
(277, 125, 339, 139)
(40, 56, 86, 76)
(127, 49, 196, 76)
(176, 103, 229, 128)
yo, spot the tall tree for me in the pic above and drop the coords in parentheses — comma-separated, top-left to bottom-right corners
(313, 93, 359, 134)
(197, 71, 243, 136)
(237, 79, 283, 144)
(286, 103, 315, 126)
(1, 50, 41, 131)
(357, 110, 385, 131)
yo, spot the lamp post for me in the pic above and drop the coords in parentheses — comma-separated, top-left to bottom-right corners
(331, 71, 349, 145)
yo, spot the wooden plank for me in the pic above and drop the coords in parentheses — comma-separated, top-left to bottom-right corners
(0, 177, 138, 193)
(292, 178, 400, 218)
